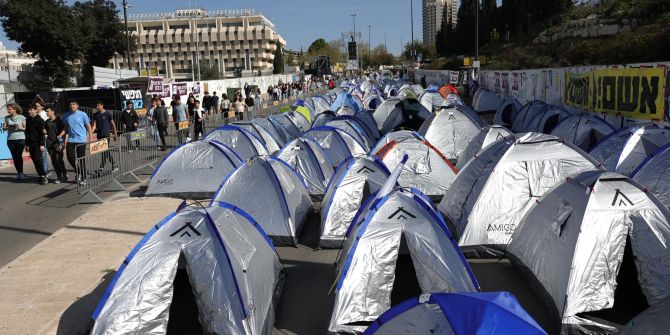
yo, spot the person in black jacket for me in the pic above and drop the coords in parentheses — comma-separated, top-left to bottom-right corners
(25, 106, 47, 184)
(44, 106, 67, 183)
(120, 101, 140, 151)
(152, 98, 169, 150)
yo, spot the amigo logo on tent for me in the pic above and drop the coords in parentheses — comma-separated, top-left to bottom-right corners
(611, 189, 634, 207)
(357, 166, 375, 175)
(154, 178, 174, 186)
(486, 223, 517, 234)
(169, 222, 201, 238)
(387, 207, 416, 220)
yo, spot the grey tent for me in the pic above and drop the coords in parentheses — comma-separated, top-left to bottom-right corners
(418, 89, 446, 113)
(456, 125, 513, 170)
(397, 86, 418, 100)
(632, 143, 670, 210)
(472, 89, 502, 114)
(418, 106, 485, 163)
(326, 118, 373, 151)
(363, 94, 383, 111)
(336, 106, 357, 116)
(91, 203, 283, 335)
(276, 137, 335, 196)
(205, 125, 269, 161)
(329, 165, 479, 334)
(364, 292, 547, 335)
(312, 96, 332, 114)
(211, 156, 312, 246)
(233, 121, 283, 153)
(319, 155, 391, 248)
(286, 110, 311, 133)
(373, 98, 432, 134)
(375, 132, 457, 198)
(508, 171, 670, 333)
(589, 124, 670, 176)
(370, 130, 417, 155)
(269, 113, 302, 139)
(493, 97, 523, 127)
(620, 296, 670, 335)
(549, 113, 615, 151)
(518, 105, 572, 133)
(253, 117, 292, 146)
(437, 133, 600, 256)
(312, 111, 337, 128)
(346, 111, 380, 141)
(302, 126, 368, 168)
(383, 82, 399, 98)
(510, 100, 551, 132)
(146, 140, 244, 198)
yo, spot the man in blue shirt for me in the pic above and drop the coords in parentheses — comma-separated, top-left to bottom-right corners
(92, 101, 118, 171)
(64, 100, 93, 184)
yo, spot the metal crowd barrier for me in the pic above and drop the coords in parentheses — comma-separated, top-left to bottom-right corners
(74, 128, 161, 204)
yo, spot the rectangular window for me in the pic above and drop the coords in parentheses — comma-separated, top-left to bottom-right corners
(170, 24, 189, 30)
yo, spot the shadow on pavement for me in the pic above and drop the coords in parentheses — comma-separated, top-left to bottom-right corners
(26, 184, 82, 209)
(57, 271, 114, 335)
(66, 225, 146, 236)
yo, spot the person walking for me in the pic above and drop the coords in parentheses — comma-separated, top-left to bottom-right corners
(172, 96, 187, 144)
(154, 99, 169, 150)
(24, 106, 48, 185)
(63, 100, 93, 185)
(233, 95, 246, 121)
(91, 101, 118, 171)
(244, 94, 255, 119)
(120, 101, 139, 151)
(147, 99, 160, 149)
(191, 100, 205, 141)
(3, 103, 26, 180)
(34, 101, 50, 175)
(44, 106, 67, 183)
(211, 92, 220, 115)
(202, 91, 212, 115)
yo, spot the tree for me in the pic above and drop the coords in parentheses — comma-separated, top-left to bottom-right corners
(0, 0, 131, 90)
(402, 40, 431, 61)
(199, 60, 220, 80)
(307, 38, 328, 54)
(362, 44, 396, 68)
(73, 0, 131, 86)
(435, 4, 453, 57)
(272, 45, 284, 74)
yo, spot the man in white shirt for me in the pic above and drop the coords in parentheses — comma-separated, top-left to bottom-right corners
(192, 100, 206, 141)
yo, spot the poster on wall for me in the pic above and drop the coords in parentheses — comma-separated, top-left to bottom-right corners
(501, 72, 510, 95)
(147, 77, 164, 94)
(159, 84, 171, 98)
(565, 67, 666, 120)
(512, 73, 520, 94)
(172, 83, 188, 96)
(191, 82, 201, 95)
(494, 72, 501, 93)
(450, 72, 459, 85)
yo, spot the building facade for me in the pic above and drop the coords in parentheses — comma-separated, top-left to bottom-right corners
(422, 0, 458, 47)
(0, 42, 36, 83)
(112, 9, 285, 80)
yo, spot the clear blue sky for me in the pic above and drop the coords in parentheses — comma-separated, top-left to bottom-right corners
(1, 0, 431, 55)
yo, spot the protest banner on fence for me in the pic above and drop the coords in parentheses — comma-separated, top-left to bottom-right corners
(147, 77, 164, 94)
(565, 67, 666, 119)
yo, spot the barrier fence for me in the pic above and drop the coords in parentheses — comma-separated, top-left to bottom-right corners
(68, 85, 328, 203)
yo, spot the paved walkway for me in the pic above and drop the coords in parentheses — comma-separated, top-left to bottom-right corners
(0, 197, 181, 335)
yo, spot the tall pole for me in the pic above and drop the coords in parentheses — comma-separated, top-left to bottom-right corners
(367, 25, 372, 69)
(194, 1, 201, 81)
(410, 0, 414, 62)
(384, 32, 387, 53)
(475, 0, 479, 60)
(122, 0, 132, 70)
(351, 13, 357, 73)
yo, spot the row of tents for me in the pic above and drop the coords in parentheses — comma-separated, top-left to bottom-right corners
(89, 76, 670, 334)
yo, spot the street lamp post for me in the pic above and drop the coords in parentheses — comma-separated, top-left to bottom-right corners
(410, 0, 414, 62)
(367, 25, 372, 68)
(475, 0, 479, 61)
(122, 0, 132, 70)
(351, 13, 358, 73)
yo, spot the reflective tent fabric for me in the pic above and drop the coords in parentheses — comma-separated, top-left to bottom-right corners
(372, 98, 432, 134)
(510, 100, 549, 132)
(472, 89, 502, 113)
(91, 204, 283, 335)
(437, 133, 600, 256)
(269, 113, 302, 139)
(329, 187, 479, 334)
(507, 171, 670, 333)
(364, 292, 547, 335)
(146, 140, 243, 198)
(632, 143, 670, 210)
(494, 97, 523, 127)
(302, 126, 368, 168)
(522, 105, 573, 133)
(253, 117, 292, 146)
(331, 92, 363, 112)
(589, 124, 670, 176)
(312, 111, 337, 128)
(364, 94, 384, 110)
(205, 125, 269, 161)
(349, 111, 380, 141)
(370, 130, 419, 155)
(397, 87, 418, 100)
(549, 113, 615, 152)
(211, 156, 312, 246)
(312, 96, 332, 114)
(418, 89, 446, 113)
(376, 134, 458, 198)
(418, 106, 484, 163)
(319, 156, 391, 248)
(233, 121, 283, 153)
(275, 138, 335, 196)
(326, 118, 373, 151)
(285, 110, 311, 133)
(620, 296, 670, 335)
(456, 125, 513, 170)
